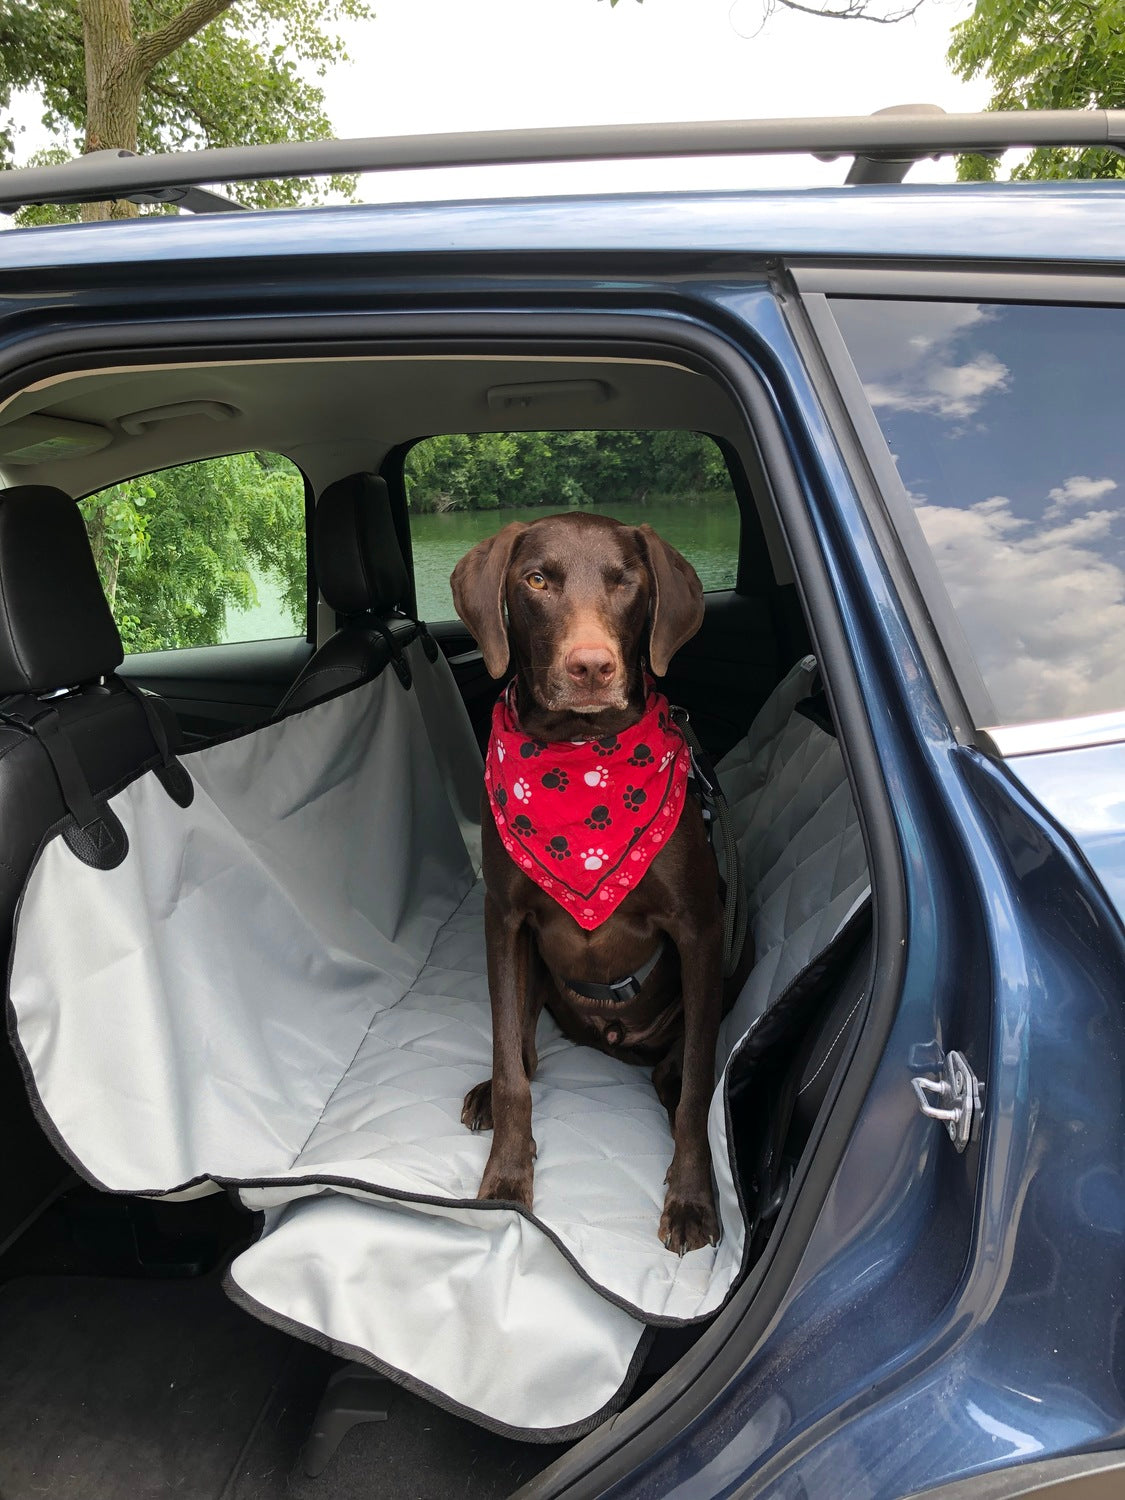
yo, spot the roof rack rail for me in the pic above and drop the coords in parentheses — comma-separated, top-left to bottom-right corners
(2, 109, 1122, 216)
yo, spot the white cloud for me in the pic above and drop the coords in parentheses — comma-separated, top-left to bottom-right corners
(1045, 475, 1118, 517)
(867, 350, 1010, 421)
(914, 480, 1125, 724)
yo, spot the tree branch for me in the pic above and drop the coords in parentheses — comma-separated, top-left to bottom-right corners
(135, 0, 234, 72)
(772, 0, 925, 19)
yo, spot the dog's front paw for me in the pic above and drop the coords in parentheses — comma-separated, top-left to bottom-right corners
(477, 1156, 534, 1212)
(461, 1079, 494, 1132)
(659, 1190, 719, 1256)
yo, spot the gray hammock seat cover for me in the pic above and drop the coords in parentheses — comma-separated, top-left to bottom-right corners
(8, 647, 869, 1435)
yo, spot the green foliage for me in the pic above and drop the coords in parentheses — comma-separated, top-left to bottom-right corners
(949, 1, 1125, 180)
(80, 451, 306, 652)
(404, 430, 730, 515)
(0, 0, 372, 213)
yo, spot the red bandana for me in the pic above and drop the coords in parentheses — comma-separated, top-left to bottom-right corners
(485, 683, 690, 930)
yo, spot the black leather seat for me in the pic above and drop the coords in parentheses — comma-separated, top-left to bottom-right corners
(276, 473, 420, 716)
(0, 485, 184, 1239)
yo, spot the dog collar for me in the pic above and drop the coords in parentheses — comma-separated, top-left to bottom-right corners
(484, 682, 690, 930)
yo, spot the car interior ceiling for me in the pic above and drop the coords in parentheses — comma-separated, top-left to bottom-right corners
(0, 350, 871, 1500)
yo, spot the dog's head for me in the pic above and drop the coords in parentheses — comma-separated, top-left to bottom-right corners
(450, 512, 703, 726)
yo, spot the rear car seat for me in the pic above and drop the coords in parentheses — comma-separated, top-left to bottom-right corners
(277, 470, 482, 866)
(5, 617, 872, 1434)
(0, 484, 186, 1244)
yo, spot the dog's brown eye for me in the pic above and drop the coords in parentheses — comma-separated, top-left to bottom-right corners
(526, 572, 548, 590)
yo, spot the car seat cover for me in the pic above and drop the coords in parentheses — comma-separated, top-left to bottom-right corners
(6, 644, 869, 1436)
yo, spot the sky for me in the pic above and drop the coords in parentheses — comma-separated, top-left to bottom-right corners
(5, 0, 998, 203)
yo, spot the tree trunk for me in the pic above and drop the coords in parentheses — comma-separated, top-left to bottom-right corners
(77, 0, 235, 222)
(80, 0, 143, 221)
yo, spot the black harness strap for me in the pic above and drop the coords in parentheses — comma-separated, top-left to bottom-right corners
(0, 694, 128, 869)
(562, 938, 667, 1005)
(117, 679, 195, 808)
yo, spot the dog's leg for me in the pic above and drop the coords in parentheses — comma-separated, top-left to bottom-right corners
(461, 938, 548, 1135)
(652, 1037, 684, 1127)
(659, 907, 723, 1256)
(470, 897, 537, 1210)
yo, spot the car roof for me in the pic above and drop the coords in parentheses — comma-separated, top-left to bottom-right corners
(4, 180, 1125, 273)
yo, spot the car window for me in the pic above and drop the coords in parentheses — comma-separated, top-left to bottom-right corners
(80, 451, 308, 653)
(830, 298, 1125, 729)
(403, 430, 740, 622)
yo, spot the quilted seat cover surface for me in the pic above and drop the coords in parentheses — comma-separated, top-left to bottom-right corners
(6, 646, 869, 1436)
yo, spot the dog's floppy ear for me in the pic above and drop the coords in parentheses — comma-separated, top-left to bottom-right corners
(450, 522, 527, 678)
(635, 524, 704, 677)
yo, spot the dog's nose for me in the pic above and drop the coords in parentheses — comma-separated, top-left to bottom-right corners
(565, 644, 617, 688)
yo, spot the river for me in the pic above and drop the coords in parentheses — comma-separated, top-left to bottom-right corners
(409, 497, 739, 622)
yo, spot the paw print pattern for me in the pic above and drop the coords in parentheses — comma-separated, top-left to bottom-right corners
(627, 742, 654, 767)
(623, 785, 647, 813)
(547, 835, 571, 860)
(581, 847, 608, 871)
(519, 740, 545, 759)
(512, 813, 536, 836)
(495, 785, 508, 807)
(541, 768, 569, 791)
(512, 778, 532, 803)
(584, 804, 612, 830)
(593, 735, 620, 757)
(582, 766, 608, 789)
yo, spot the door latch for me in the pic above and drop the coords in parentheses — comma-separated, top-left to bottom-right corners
(911, 1050, 982, 1153)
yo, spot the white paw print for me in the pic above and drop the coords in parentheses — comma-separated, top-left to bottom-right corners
(583, 767, 608, 788)
(513, 778, 531, 802)
(660, 748, 676, 770)
(496, 741, 506, 762)
(582, 846, 608, 871)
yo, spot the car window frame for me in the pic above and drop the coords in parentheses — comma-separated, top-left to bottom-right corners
(77, 449, 316, 658)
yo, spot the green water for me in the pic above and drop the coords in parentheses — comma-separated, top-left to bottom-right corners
(410, 497, 740, 623)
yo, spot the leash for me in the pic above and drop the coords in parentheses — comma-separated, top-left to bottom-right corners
(563, 709, 748, 1006)
(672, 706, 748, 981)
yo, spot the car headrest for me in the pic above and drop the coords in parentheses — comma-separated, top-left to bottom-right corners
(314, 473, 411, 617)
(0, 486, 123, 694)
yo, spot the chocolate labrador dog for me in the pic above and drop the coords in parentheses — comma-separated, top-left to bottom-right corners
(451, 512, 723, 1255)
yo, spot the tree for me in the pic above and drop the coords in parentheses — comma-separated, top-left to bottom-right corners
(81, 452, 306, 652)
(0, 0, 371, 219)
(949, 1, 1125, 179)
(404, 431, 732, 515)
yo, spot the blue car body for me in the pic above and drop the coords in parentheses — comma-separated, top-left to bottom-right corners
(3, 176, 1124, 1499)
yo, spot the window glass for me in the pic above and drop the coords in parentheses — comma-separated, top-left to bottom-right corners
(831, 299, 1125, 728)
(404, 430, 740, 622)
(81, 451, 307, 653)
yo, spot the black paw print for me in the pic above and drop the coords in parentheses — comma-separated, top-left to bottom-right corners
(541, 768, 570, 791)
(593, 734, 620, 757)
(627, 743, 654, 767)
(547, 835, 571, 860)
(512, 813, 536, 836)
(623, 784, 647, 813)
(584, 804, 612, 830)
(657, 709, 671, 731)
(519, 740, 545, 759)
(495, 786, 508, 807)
